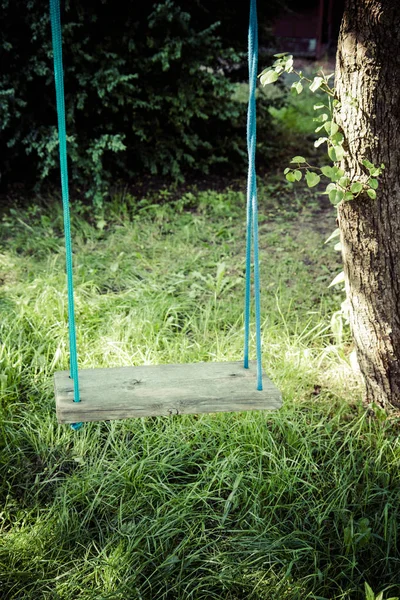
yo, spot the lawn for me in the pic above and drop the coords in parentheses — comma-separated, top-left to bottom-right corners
(1, 175, 400, 600)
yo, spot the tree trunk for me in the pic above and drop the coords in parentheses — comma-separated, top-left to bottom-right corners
(335, 0, 400, 408)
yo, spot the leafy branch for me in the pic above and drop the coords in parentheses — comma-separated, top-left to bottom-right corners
(259, 53, 384, 206)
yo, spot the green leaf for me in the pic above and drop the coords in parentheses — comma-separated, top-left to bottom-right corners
(329, 145, 345, 162)
(364, 583, 375, 600)
(325, 182, 336, 193)
(367, 188, 377, 199)
(331, 132, 344, 145)
(328, 146, 337, 162)
(338, 176, 350, 188)
(260, 69, 279, 86)
(314, 103, 325, 110)
(321, 165, 334, 178)
(370, 167, 381, 176)
(330, 167, 344, 182)
(315, 124, 326, 133)
(273, 52, 289, 58)
(369, 178, 379, 189)
(325, 228, 340, 243)
(286, 172, 296, 182)
(334, 145, 345, 161)
(310, 76, 323, 92)
(305, 171, 321, 188)
(290, 156, 306, 163)
(328, 189, 337, 203)
(293, 170, 302, 181)
(362, 159, 374, 169)
(329, 188, 344, 205)
(314, 113, 329, 123)
(333, 167, 344, 179)
(329, 271, 345, 287)
(330, 121, 339, 135)
(315, 137, 328, 148)
(291, 81, 303, 94)
(283, 167, 290, 175)
(344, 192, 354, 201)
(285, 56, 294, 72)
(350, 182, 363, 194)
(324, 120, 340, 136)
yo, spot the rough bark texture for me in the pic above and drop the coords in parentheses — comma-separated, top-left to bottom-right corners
(335, 0, 400, 407)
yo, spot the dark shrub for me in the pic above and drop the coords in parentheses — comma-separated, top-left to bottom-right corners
(0, 0, 283, 206)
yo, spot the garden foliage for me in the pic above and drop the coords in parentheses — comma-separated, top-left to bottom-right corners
(1, 0, 281, 206)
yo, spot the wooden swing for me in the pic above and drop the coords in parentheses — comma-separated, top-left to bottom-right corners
(51, 0, 282, 425)
(55, 361, 281, 424)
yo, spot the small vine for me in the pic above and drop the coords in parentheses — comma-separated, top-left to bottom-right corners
(259, 53, 384, 205)
(260, 54, 385, 289)
(259, 54, 385, 345)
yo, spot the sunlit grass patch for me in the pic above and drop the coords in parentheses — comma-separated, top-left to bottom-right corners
(1, 187, 399, 599)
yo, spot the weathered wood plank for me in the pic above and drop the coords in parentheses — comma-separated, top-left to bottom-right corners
(54, 360, 282, 423)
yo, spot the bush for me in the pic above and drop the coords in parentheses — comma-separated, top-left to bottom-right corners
(0, 0, 283, 207)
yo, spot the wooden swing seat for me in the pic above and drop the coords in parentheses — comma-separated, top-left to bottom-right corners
(54, 360, 282, 424)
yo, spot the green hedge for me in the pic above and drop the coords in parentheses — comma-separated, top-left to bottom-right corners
(1, 0, 283, 206)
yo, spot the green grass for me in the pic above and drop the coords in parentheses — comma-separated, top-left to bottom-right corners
(268, 89, 320, 136)
(1, 184, 400, 599)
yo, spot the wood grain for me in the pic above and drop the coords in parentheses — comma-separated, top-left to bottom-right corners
(54, 361, 282, 423)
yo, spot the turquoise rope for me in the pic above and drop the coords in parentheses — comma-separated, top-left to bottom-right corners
(50, 0, 81, 411)
(244, 0, 263, 390)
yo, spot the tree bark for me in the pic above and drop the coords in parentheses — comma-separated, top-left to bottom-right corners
(335, 0, 400, 408)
